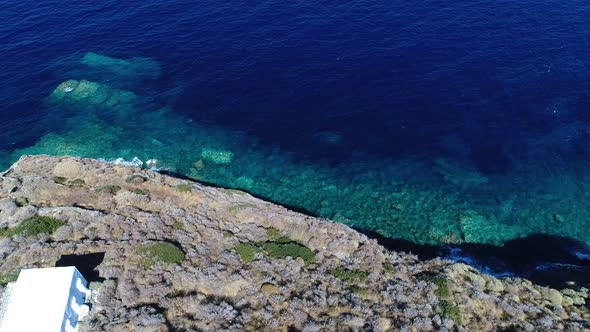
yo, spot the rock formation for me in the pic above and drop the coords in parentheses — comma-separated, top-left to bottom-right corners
(0, 155, 588, 331)
(49, 79, 137, 109)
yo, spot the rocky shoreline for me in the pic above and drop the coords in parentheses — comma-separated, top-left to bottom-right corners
(0, 155, 588, 331)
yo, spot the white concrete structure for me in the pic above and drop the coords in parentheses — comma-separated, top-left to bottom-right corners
(0, 267, 91, 332)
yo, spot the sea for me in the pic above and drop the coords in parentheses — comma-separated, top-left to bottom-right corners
(0, 0, 589, 287)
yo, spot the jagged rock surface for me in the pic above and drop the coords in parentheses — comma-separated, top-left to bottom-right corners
(0, 155, 588, 331)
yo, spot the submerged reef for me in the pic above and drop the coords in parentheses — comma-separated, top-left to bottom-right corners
(0, 155, 587, 331)
(434, 158, 489, 189)
(201, 148, 235, 165)
(50, 79, 137, 109)
(81, 52, 161, 80)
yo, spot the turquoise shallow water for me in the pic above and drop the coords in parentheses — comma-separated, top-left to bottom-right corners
(2, 52, 589, 249)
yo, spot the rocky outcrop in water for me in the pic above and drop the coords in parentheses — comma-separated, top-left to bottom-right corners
(0, 155, 588, 331)
(49, 79, 137, 109)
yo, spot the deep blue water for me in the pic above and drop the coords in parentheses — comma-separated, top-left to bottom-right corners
(1, 1, 590, 281)
(3, 0, 590, 158)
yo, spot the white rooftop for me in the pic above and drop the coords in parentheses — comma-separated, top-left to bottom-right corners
(0, 267, 90, 332)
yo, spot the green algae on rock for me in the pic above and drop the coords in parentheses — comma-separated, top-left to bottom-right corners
(234, 232, 316, 266)
(174, 184, 192, 193)
(69, 178, 85, 186)
(136, 242, 185, 268)
(0, 215, 65, 238)
(95, 184, 121, 194)
(0, 270, 19, 286)
(329, 267, 369, 282)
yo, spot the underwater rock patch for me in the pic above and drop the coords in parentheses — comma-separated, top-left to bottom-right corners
(81, 52, 161, 80)
(434, 158, 489, 189)
(235, 176, 254, 189)
(50, 79, 137, 109)
(200, 148, 234, 165)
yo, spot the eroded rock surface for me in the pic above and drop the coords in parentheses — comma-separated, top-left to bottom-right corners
(0, 155, 588, 331)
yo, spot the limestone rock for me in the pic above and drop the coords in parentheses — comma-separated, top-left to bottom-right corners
(260, 283, 280, 296)
(541, 287, 563, 307)
(0, 155, 587, 331)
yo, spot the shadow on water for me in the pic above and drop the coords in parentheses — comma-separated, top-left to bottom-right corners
(357, 229, 590, 291)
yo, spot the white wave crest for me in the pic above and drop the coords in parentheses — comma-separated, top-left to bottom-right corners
(98, 157, 165, 171)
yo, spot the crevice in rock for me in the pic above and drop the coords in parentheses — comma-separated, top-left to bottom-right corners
(71, 203, 109, 215)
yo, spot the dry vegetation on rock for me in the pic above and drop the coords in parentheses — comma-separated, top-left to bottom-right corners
(0, 156, 588, 331)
